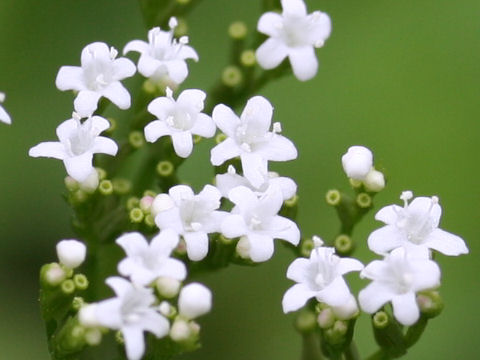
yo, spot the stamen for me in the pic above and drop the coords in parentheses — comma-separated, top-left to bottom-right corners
(169, 17, 178, 30)
(109, 47, 118, 60)
(165, 87, 174, 98)
(0, 92, 5, 103)
(312, 235, 324, 248)
(273, 122, 282, 133)
(227, 165, 236, 174)
(400, 191, 413, 206)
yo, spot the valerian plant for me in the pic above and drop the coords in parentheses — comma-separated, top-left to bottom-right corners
(2, 0, 466, 359)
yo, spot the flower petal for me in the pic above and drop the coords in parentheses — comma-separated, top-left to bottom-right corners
(426, 228, 469, 256)
(29, 142, 67, 160)
(210, 137, 241, 166)
(191, 113, 216, 138)
(123, 325, 146, 360)
(123, 40, 149, 55)
(257, 12, 283, 37)
(375, 204, 402, 225)
(241, 96, 273, 136)
(286, 258, 310, 283)
(391, 292, 420, 326)
(263, 215, 300, 245)
(255, 134, 298, 161)
(74, 90, 101, 117)
(212, 104, 240, 137)
(116, 232, 149, 257)
(63, 152, 94, 182)
(165, 60, 189, 84)
(93, 136, 118, 156)
(171, 131, 193, 158)
(102, 82, 131, 110)
(241, 152, 268, 188)
(55, 66, 84, 91)
(155, 207, 184, 234)
(316, 277, 352, 307)
(112, 58, 136, 80)
(256, 38, 288, 70)
(247, 232, 274, 262)
(282, 283, 316, 313)
(337, 257, 364, 275)
(183, 231, 209, 261)
(367, 225, 404, 255)
(281, 0, 307, 17)
(358, 282, 394, 314)
(141, 311, 170, 338)
(221, 214, 247, 239)
(144, 120, 172, 142)
(288, 46, 318, 81)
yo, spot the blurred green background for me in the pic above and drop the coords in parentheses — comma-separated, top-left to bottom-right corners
(0, 0, 478, 359)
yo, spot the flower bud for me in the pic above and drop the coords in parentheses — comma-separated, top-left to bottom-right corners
(41, 263, 67, 287)
(79, 304, 100, 327)
(156, 277, 181, 299)
(56, 240, 87, 269)
(152, 194, 175, 217)
(317, 308, 335, 329)
(79, 170, 99, 193)
(178, 283, 212, 319)
(170, 319, 191, 342)
(342, 146, 373, 180)
(364, 169, 385, 192)
(85, 328, 102, 346)
(228, 21, 247, 39)
(331, 294, 358, 320)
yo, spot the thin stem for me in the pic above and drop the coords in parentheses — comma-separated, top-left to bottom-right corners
(301, 332, 325, 360)
(343, 341, 360, 360)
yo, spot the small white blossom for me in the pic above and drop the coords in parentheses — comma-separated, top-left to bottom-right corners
(210, 96, 297, 188)
(116, 230, 187, 286)
(0, 92, 12, 124)
(56, 42, 136, 117)
(342, 146, 373, 180)
(256, 0, 331, 81)
(145, 88, 215, 158)
(124, 18, 198, 84)
(94, 277, 169, 360)
(282, 244, 363, 313)
(215, 165, 297, 200)
(359, 247, 441, 326)
(368, 192, 469, 257)
(56, 239, 86, 269)
(178, 283, 212, 319)
(154, 184, 227, 261)
(221, 185, 300, 262)
(29, 114, 117, 182)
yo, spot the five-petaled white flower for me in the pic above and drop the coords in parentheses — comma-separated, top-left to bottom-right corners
(154, 184, 227, 261)
(359, 247, 441, 326)
(123, 17, 198, 85)
(210, 96, 297, 188)
(144, 87, 215, 158)
(221, 185, 300, 262)
(0, 92, 11, 124)
(216, 165, 297, 200)
(282, 243, 363, 313)
(116, 230, 187, 286)
(56, 42, 136, 117)
(29, 113, 117, 182)
(256, 0, 331, 81)
(368, 191, 469, 257)
(94, 277, 170, 360)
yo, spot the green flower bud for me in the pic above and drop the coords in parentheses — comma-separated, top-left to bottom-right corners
(356, 192, 372, 208)
(156, 160, 175, 177)
(295, 310, 317, 334)
(96, 167, 107, 181)
(41, 263, 67, 288)
(326, 189, 341, 206)
(129, 207, 144, 223)
(222, 66, 243, 87)
(300, 238, 314, 257)
(156, 277, 181, 299)
(417, 291, 443, 318)
(240, 50, 256, 67)
(129, 130, 145, 148)
(73, 274, 89, 291)
(334, 234, 354, 255)
(72, 297, 85, 311)
(228, 21, 247, 39)
(85, 328, 102, 346)
(61, 279, 76, 295)
(349, 178, 362, 189)
(144, 214, 155, 227)
(373, 311, 389, 329)
(105, 117, 116, 134)
(317, 308, 335, 329)
(98, 180, 113, 195)
(113, 178, 131, 195)
(126, 196, 140, 210)
(174, 18, 188, 37)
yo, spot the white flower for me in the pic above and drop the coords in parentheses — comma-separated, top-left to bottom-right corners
(56, 42, 136, 117)
(215, 165, 297, 200)
(359, 247, 441, 326)
(210, 96, 297, 188)
(123, 17, 198, 84)
(29, 114, 117, 182)
(116, 230, 187, 286)
(221, 185, 300, 262)
(94, 277, 169, 360)
(282, 245, 363, 313)
(368, 191, 469, 257)
(256, 0, 331, 81)
(144, 87, 215, 158)
(56, 239, 86, 269)
(342, 146, 373, 180)
(154, 184, 227, 261)
(178, 283, 212, 319)
(0, 92, 12, 124)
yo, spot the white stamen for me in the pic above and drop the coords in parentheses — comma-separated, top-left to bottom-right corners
(165, 86, 173, 98)
(109, 47, 118, 59)
(312, 235, 324, 248)
(227, 165, 236, 174)
(273, 122, 282, 133)
(169, 17, 178, 29)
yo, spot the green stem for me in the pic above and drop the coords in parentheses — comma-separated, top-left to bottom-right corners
(343, 341, 360, 360)
(404, 316, 428, 349)
(365, 349, 389, 360)
(301, 332, 325, 360)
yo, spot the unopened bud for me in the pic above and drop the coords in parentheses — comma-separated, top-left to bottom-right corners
(317, 308, 335, 329)
(228, 21, 247, 39)
(156, 277, 181, 299)
(79, 304, 100, 327)
(236, 236, 251, 259)
(61, 279, 75, 295)
(170, 319, 191, 342)
(112, 178, 131, 195)
(85, 328, 102, 346)
(334, 234, 354, 255)
(156, 160, 174, 177)
(129, 131, 145, 148)
(64, 176, 79, 192)
(364, 169, 385, 192)
(178, 283, 212, 319)
(356, 192, 372, 208)
(98, 179, 113, 195)
(73, 274, 89, 291)
(222, 66, 243, 87)
(342, 146, 373, 180)
(79, 170, 99, 193)
(373, 311, 389, 329)
(417, 291, 443, 318)
(129, 208, 144, 223)
(326, 189, 341, 206)
(295, 310, 317, 333)
(56, 239, 86, 269)
(41, 263, 67, 287)
(240, 50, 256, 67)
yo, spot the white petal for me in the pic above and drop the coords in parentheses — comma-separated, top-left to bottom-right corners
(105, 276, 132, 298)
(264, 215, 300, 245)
(151, 228, 180, 255)
(212, 104, 240, 137)
(282, 283, 316, 313)
(286, 258, 310, 283)
(341, 146, 373, 180)
(270, 176, 297, 200)
(118, 259, 154, 285)
(247, 232, 274, 262)
(29, 142, 67, 160)
(210, 138, 241, 166)
(154, 207, 184, 234)
(95, 298, 122, 328)
(241, 96, 273, 136)
(190, 113, 216, 138)
(123, 40, 149, 55)
(169, 184, 194, 202)
(255, 134, 298, 161)
(183, 231, 209, 261)
(147, 97, 175, 120)
(0, 105, 11, 124)
(358, 282, 394, 314)
(307, 12, 332, 45)
(367, 225, 404, 255)
(177, 89, 206, 109)
(256, 38, 288, 70)
(241, 152, 268, 188)
(281, 0, 307, 16)
(256, 185, 284, 218)
(221, 214, 247, 238)
(158, 258, 187, 280)
(410, 258, 441, 291)
(171, 131, 193, 158)
(141, 311, 170, 338)
(178, 45, 199, 61)
(408, 197, 442, 228)
(144, 120, 173, 143)
(316, 277, 353, 307)
(102, 82, 131, 110)
(137, 55, 162, 78)
(112, 58, 136, 80)
(56, 118, 78, 142)
(391, 292, 420, 326)
(55, 66, 84, 91)
(375, 205, 402, 225)
(116, 232, 149, 257)
(227, 186, 258, 210)
(337, 257, 364, 275)
(165, 60, 189, 84)
(426, 228, 468, 256)
(178, 283, 212, 319)
(63, 152, 94, 182)
(288, 46, 318, 81)
(81, 42, 110, 67)
(215, 172, 248, 197)
(257, 12, 283, 37)
(74, 90, 101, 117)
(90, 115, 111, 133)
(93, 136, 118, 156)
(122, 326, 145, 360)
